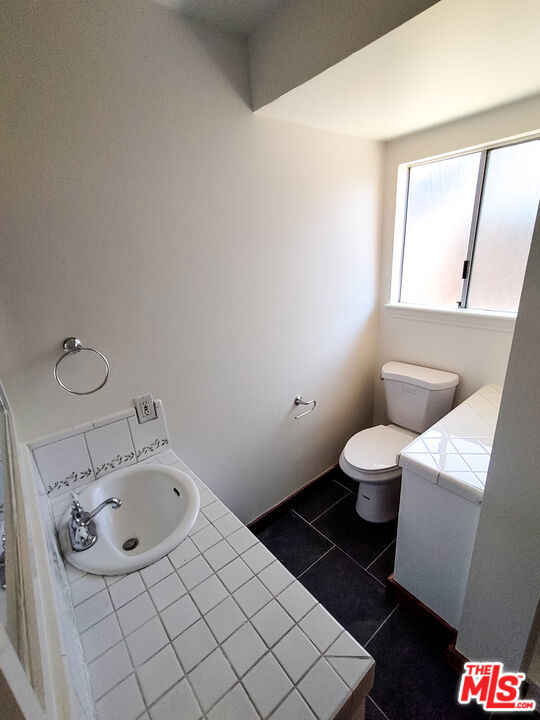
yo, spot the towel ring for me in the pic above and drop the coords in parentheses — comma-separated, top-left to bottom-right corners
(54, 337, 110, 395)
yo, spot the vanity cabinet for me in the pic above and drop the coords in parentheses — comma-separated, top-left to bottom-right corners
(393, 385, 500, 629)
(394, 468, 481, 628)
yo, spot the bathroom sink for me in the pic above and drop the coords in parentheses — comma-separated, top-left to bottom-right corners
(59, 463, 200, 575)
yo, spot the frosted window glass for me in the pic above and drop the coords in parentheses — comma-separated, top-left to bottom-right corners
(467, 140, 540, 313)
(400, 153, 481, 308)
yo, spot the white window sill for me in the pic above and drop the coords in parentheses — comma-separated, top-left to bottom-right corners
(385, 303, 516, 333)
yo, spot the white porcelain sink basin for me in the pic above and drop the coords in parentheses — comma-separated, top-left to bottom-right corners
(59, 463, 200, 575)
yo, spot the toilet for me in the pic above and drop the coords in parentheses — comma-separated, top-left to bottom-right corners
(340, 361, 459, 523)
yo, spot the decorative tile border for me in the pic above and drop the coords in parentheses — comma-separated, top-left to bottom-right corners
(33, 434, 96, 498)
(135, 437, 169, 460)
(86, 419, 137, 480)
(44, 469, 94, 497)
(95, 452, 136, 477)
(128, 401, 169, 461)
(29, 400, 169, 497)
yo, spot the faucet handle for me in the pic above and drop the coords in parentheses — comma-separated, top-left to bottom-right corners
(70, 491, 83, 518)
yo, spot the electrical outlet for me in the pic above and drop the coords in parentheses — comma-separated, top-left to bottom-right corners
(134, 394, 157, 424)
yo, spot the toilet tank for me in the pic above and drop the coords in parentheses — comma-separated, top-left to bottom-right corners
(381, 361, 459, 434)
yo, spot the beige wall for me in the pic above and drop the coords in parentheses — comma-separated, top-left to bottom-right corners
(249, 0, 437, 110)
(457, 208, 540, 670)
(0, 0, 382, 523)
(374, 95, 540, 423)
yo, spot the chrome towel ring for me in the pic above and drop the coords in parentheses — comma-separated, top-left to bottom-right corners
(54, 337, 110, 395)
(294, 394, 316, 419)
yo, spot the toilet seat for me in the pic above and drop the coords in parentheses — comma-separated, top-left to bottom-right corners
(340, 424, 417, 483)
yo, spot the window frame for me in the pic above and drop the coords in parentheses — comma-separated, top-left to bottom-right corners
(390, 131, 540, 321)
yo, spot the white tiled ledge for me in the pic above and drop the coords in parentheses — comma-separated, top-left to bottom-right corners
(62, 451, 374, 720)
(398, 384, 502, 504)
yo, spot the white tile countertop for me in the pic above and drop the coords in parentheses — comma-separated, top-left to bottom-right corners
(64, 451, 374, 720)
(398, 384, 502, 504)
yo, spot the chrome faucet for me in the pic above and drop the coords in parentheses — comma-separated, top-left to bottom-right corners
(68, 492, 122, 552)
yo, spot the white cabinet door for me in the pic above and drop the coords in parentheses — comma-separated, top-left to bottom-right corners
(394, 469, 481, 629)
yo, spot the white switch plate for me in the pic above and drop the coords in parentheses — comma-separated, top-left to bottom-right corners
(134, 394, 157, 424)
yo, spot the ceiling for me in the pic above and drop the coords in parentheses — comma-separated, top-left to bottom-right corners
(152, 0, 284, 35)
(256, 0, 540, 139)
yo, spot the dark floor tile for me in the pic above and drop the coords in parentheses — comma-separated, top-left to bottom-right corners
(291, 477, 349, 522)
(367, 541, 396, 585)
(299, 547, 396, 646)
(365, 696, 388, 720)
(368, 605, 486, 720)
(313, 494, 397, 568)
(254, 509, 333, 576)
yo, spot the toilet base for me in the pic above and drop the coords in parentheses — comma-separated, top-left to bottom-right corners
(355, 477, 402, 523)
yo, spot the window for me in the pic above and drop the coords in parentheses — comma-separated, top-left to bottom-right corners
(396, 136, 540, 314)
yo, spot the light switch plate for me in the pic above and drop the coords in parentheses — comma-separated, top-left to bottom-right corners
(133, 394, 157, 424)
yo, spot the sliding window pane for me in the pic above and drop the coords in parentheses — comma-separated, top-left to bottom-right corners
(467, 140, 540, 313)
(400, 153, 481, 307)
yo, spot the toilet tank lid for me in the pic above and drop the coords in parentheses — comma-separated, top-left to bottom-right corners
(381, 361, 459, 390)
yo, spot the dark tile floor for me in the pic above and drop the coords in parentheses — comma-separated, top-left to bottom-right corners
(251, 468, 537, 720)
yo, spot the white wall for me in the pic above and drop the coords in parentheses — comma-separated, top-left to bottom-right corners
(457, 208, 540, 670)
(0, 0, 382, 523)
(374, 96, 540, 423)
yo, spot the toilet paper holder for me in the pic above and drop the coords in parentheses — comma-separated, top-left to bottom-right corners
(294, 395, 316, 419)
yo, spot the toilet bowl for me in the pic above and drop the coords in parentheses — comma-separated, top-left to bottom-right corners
(340, 361, 459, 523)
(339, 424, 416, 523)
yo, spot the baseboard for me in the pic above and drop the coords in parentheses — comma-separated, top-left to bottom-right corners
(445, 638, 468, 673)
(248, 464, 338, 532)
(386, 573, 459, 644)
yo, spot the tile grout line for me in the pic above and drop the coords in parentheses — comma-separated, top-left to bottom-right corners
(248, 487, 402, 710)
(291, 509, 393, 585)
(332, 478, 355, 494)
(81, 431, 97, 482)
(305, 493, 350, 527)
(142, 502, 305, 718)
(148, 631, 203, 716)
(367, 694, 393, 720)
(297, 546, 335, 580)
(291, 509, 336, 546)
(97, 580, 149, 715)
(81, 536, 231, 712)
(364, 567, 387, 590)
(83, 540, 250, 706)
(183, 541, 352, 718)
(364, 605, 398, 648)
(307, 486, 352, 525)
(308, 506, 396, 586)
(125, 543, 219, 719)
(162, 546, 322, 718)
(365, 539, 396, 571)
